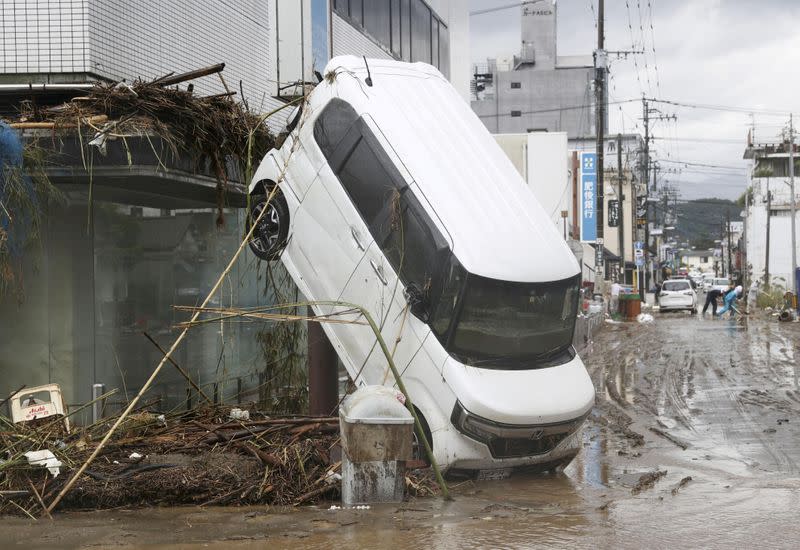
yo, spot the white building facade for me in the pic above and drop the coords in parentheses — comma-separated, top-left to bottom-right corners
(743, 144, 800, 288)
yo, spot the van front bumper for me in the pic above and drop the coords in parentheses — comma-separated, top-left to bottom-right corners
(437, 401, 588, 472)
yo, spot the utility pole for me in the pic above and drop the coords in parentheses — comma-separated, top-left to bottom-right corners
(790, 114, 797, 305)
(640, 99, 649, 298)
(765, 179, 771, 287)
(617, 133, 625, 284)
(595, 0, 606, 275)
(726, 208, 732, 278)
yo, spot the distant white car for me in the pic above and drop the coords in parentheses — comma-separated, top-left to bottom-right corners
(711, 278, 731, 293)
(701, 274, 716, 292)
(659, 279, 697, 312)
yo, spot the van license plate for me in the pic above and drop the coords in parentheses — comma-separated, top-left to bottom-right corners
(476, 468, 511, 481)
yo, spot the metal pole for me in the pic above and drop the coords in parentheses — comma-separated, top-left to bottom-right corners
(617, 133, 624, 283)
(790, 114, 797, 303)
(595, 0, 606, 268)
(766, 178, 771, 287)
(727, 208, 732, 278)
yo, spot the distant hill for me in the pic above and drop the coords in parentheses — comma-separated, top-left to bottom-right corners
(671, 198, 742, 249)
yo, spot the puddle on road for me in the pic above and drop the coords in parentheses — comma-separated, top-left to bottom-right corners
(4, 317, 800, 549)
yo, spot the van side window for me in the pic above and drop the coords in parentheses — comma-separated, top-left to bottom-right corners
(336, 134, 404, 232)
(381, 190, 447, 293)
(314, 98, 359, 158)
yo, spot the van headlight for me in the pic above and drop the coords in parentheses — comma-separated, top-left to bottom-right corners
(451, 401, 499, 443)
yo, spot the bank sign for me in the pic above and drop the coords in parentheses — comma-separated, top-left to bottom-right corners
(580, 152, 597, 242)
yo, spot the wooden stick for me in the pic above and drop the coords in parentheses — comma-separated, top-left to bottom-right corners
(142, 332, 212, 405)
(27, 478, 52, 520)
(157, 63, 226, 87)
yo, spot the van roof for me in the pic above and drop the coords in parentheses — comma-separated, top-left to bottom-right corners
(309, 56, 580, 283)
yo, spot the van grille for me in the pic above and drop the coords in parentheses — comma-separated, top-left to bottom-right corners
(488, 431, 571, 459)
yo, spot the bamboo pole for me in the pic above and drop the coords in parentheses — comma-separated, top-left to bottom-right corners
(142, 332, 213, 405)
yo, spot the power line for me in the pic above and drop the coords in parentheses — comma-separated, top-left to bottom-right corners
(652, 136, 743, 144)
(647, 0, 662, 96)
(657, 159, 747, 170)
(647, 97, 795, 116)
(475, 98, 640, 118)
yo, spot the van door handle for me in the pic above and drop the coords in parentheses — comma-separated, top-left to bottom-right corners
(370, 259, 388, 285)
(350, 227, 365, 251)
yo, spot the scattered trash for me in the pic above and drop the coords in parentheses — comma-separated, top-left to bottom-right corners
(9, 384, 70, 433)
(228, 408, 250, 421)
(605, 319, 622, 324)
(329, 504, 371, 511)
(23, 450, 62, 478)
(129, 452, 143, 460)
(671, 476, 693, 496)
(631, 469, 668, 495)
(637, 313, 654, 323)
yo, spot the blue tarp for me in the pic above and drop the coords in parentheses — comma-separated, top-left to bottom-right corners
(0, 121, 36, 259)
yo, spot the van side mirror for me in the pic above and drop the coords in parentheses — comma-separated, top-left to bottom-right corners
(404, 282, 430, 321)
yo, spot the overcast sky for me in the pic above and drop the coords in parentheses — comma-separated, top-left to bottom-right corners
(469, 0, 800, 201)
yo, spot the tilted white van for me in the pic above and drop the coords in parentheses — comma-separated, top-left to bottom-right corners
(248, 56, 595, 475)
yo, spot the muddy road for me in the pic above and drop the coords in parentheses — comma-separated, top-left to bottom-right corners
(4, 314, 800, 549)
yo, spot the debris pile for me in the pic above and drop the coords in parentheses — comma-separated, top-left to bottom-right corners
(0, 405, 437, 516)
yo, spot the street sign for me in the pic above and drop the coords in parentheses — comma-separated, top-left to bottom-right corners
(580, 152, 597, 243)
(634, 241, 645, 267)
(608, 199, 620, 227)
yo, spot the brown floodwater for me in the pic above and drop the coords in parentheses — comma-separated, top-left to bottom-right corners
(4, 314, 800, 549)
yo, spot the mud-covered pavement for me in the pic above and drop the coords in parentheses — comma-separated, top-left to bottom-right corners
(4, 314, 800, 549)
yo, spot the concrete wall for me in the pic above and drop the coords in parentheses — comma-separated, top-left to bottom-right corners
(520, 0, 557, 70)
(0, 0, 89, 76)
(472, 66, 595, 136)
(747, 175, 800, 286)
(0, 0, 271, 101)
(493, 132, 569, 232)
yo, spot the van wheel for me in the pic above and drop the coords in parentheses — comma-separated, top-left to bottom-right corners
(410, 408, 433, 467)
(247, 190, 289, 261)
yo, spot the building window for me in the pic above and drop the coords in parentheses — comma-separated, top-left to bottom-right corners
(511, 82, 521, 89)
(701, 257, 708, 263)
(511, 110, 522, 117)
(411, 0, 432, 64)
(333, 0, 448, 76)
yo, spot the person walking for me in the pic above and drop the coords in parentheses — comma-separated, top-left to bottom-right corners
(702, 287, 724, 316)
(717, 285, 744, 318)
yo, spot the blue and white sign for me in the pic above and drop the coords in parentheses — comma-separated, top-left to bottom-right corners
(634, 241, 645, 267)
(580, 152, 597, 243)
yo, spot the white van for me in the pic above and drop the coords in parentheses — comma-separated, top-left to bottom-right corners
(248, 56, 595, 474)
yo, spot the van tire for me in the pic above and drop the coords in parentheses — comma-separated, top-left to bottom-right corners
(247, 190, 289, 261)
(411, 408, 433, 466)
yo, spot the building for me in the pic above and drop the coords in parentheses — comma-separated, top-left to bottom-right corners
(275, 0, 470, 102)
(0, 1, 468, 418)
(493, 132, 645, 286)
(470, 0, 601, 136)
(680, 249, 717, 273)
(743, 139, 799, 288)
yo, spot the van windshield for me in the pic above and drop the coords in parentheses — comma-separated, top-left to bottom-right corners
(445, 273, 580, 369)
